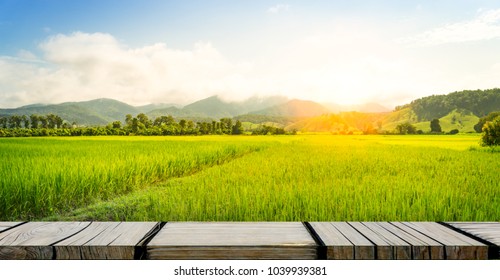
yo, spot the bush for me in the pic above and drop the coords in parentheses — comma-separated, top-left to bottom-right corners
(481, 117, 500, 146)
(395, 122, 417, 134)
(449, 129, 459, 135)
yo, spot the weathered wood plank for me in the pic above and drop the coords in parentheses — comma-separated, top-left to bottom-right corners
(0, 222, 23, 233)
(402, 222, 487, 260)
(348, 222, 395, 259)
(148, 247, 318, 260)
(446, 222, 500, 246)
(55, 222, 158, 260)
(330, 222, 375, 260)
(446, 222, 500, 259)
(147, 222, 317, 260)
(389, 222, 445, 259)
(361, 222, 411, 260)
(0, 222, 90, 259)
(376, 222, 435, 259)
(309, 222, 354, 259)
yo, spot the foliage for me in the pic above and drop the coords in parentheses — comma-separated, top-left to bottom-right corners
(395, 122, 417, 134)
(474, 111, 500, 133)
(481, 116, 500, 146)
(430, 119, 442, 133)
(395, 88, 500, 121)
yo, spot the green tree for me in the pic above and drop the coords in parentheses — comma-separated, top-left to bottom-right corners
(39, 116, 48, 128)
(474, 111, 500, 133)
(46, 114, 60, 129)
(481, 116, 500, 146)
(0, 117, 6, 129)
(430, 119, 442, 133)
(153, 115, 175, 127)
(125, 114, 133, 127)
(231, 120, 243, 135)
(9, 115, 22, 128)
(395, 122, 417, 135)
(30, 114, 39, 129)
(136, 113, 152, 128)
(220, 118, 232, 134)
(111, 121, 122, 129)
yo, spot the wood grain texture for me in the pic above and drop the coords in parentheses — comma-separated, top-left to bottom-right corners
(402, 222, 487, 260)
(446, 222, 500, 246)
(376, 222, 435, 259)
(0, 222, 23, 233)
(0, 221, 496, 260)
(389, 222, 445, 259)
(348, 222, 395, 259)
(55, 222, 158, 259)
(309, 222, 354, 259)
(0, 222, 89, 259)
(330, 222, 375, 260)
(147, 222, 317, 260)
(361, 222, 411, 260)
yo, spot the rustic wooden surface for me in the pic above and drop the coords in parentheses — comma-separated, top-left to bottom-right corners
(0, 221, 497, 260)
(348, 222, 406, 260)
(309, 222, 374, 259)
(445, 222, 500, 246)
(55, 222, 159, 259)
(378, 222, 443, 259)
(0, 222, 23, 233)
(401, 222, 488, 260)
(0, 222, 89, 259)
(147, 222, 318, 259)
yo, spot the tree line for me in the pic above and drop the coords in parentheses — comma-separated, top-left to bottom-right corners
(395, 88, 500, 121)
(0, 114, 68, 129)
(0, 113, 295, 137)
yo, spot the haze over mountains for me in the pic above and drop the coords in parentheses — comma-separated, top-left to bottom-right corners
(1, 88, 499, 133)
(0, 95, 390, 126)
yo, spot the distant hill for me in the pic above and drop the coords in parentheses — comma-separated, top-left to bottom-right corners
(250, 99, 331, 117)
(182, 96, 240, 119)
(383, 89, 500, 132)
(136, 103, 181, 112)
(0, 98, 139, 125)
(412, 109, 480, 133)
(181, 95, 288, 119)
(397, 88, 500, 120)
(0, 95, 289, 125)
(61, 98, 140, 122)
(1, 89, 497, 131)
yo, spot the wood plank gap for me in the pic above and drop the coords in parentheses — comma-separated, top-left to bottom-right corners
(0, 221, 27, 233)
(48, 222, 93, 246)
(50, 222, 93, 260)
(135, 222, 165, 260)
(303, 222, 327, 260)
(440, 222, 499, 260)
(401, 222, 449, 259)
(345, 222, 378, 259)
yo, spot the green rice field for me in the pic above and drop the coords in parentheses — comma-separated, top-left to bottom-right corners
(1, 135, 499, 221)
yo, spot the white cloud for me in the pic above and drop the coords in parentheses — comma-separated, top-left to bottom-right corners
(267, 4, 289, 14)
(0, 32, 267, 107)
(399, 9, 500, 46)
(1, 25, 500, 109)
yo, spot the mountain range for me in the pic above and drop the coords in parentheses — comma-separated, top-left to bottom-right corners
(1, 88, 499, 133)
(0, 95, 389, 125)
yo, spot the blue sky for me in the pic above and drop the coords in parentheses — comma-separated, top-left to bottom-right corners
(2, 0, 500, 108)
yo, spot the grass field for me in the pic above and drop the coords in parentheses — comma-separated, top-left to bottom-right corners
(1, 135, 499, 221)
